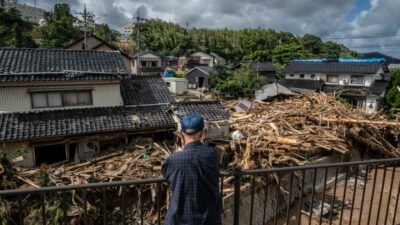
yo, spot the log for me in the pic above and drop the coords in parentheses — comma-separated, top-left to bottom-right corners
(263, 136, 302, 146)
(65, 151, 124, 172)
(318, 118, 400, 126)
(243, 138, 251, 170)
(16, 175, 40, 188)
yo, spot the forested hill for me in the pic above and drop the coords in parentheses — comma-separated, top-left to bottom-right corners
(362, 52, 400, 64)
(132, 19, 359, 65)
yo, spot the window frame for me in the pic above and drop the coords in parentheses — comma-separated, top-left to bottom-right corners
(327, 74, 339, 83)
(310, 74, 316, 79)
(31, 90, 93, 109)
(300, 74, 305, 78)
(350, 75, 364, 84)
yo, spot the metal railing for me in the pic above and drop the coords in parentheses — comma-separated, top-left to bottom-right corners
(1, 158, 400, 225)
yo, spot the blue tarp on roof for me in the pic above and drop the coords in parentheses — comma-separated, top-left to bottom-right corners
(164, 70, 174, 77)
(293, 58, 386, 63)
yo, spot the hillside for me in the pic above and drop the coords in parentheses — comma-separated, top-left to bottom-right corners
(130, 19, 359, 65)
(361, 52, 400, 64)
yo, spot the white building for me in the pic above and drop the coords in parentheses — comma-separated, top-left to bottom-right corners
(165, 78, 188, 94)
(121, 23, 135, 36)
(73, 17, 97, 30)
(3, 0, 46, 24)
(281, 59, 391, 113)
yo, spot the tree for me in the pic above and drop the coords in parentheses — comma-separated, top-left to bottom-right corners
(384, 69, 400, 115)
(94, 23, 115, 44)
(302, 34, 324, 55)
(36, 4, 79, 49)
(0, 4, 37, 48)
(271, 44, 314, 66)
(210, 64, 265, 97)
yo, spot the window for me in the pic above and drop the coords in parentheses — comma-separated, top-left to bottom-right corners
(311, 74, 316, 78)
(202, 59, 211, 65)
(327, 75, 338, 83)
(141, 61, 158, 67)
(32, 91, 92, 108)
(166, 82, 171, 87)
(289, 74, 294, 77)
(300, 74, 304, 78)
(351, 75, 363, 84)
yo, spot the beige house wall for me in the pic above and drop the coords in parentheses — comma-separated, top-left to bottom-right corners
(65, 36, 133, 74)
(190, 51, 214, 67)
(132, 53, 162, 75)
(0, 82, 123, 113)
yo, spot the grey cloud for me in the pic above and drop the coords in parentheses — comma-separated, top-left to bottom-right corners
(19, 0, 400, 57)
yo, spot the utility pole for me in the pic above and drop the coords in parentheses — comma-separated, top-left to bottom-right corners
(133, 11, 145, 75)
(77, 5, 95, 50)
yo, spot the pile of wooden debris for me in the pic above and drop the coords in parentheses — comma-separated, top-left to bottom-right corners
(223, 93, 400, 170)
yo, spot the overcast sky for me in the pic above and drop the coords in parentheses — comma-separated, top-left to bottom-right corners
(21, 0, 400, 58)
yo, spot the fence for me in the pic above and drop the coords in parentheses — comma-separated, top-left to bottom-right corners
(1, 158, 400, 225)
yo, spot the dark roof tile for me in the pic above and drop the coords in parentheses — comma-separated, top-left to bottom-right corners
(171, 101, 230, 123)
(0, 48, 128, 75)
(0, 106, 175, 142)
(278, 79, 324, 93)
(120, 75, 175, 105)
(251, 62, 277, 72)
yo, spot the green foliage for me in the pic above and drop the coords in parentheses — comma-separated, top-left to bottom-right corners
(36, 4, 79, 48)
(36, 169, 52, 187)
(130, 19, 358, 63)
(174, 71, 186, 78)
(94, 23, 116, 44)
(384, 69, 400, 115)
(210, 64, 265, 97)
(27, 200, 63, 225)
(0, 5, 37, 48)
(272, 44, 314, 66)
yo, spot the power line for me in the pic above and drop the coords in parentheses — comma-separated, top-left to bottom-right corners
(322, 32, 400, 39)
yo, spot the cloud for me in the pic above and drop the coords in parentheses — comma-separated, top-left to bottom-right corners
(19, 0, 400, 58)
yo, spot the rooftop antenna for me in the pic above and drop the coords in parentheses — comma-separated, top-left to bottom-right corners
(132, 10, 145, 75)
(76, 4, 95, 50)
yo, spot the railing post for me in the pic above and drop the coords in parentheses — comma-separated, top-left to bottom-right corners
(233, 165, 242, 225)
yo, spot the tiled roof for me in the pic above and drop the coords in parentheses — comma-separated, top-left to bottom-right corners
(0, 48, 128, 74)
(171, 101, 231, 123)
(251, 62, 277, 72)
(278, 79, 324, 93)
(0, 72, 123, 82)
(321, 85, 368, 96)
(0, 106, 175, 142)
(283, 61, 383, 74)
(120, 75, 175, 105)
(368, 80, 390, 95)
(322, 80, 390, 96)
(195, 66, 213, 74)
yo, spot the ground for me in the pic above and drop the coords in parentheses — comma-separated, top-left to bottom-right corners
(269, 167, 400, 225)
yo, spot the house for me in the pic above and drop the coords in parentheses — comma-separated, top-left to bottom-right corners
(0, 48, 175, 167)
(131, 51, 164, 76)
(185, 66, 213, 88)
(65, 33, 134, 74)
(282, 59, 391, 112)
(210, 52, 226, 65)
(0, 48, 231, 167)
(185, 51, 226, 69)
(121, 23, 135, 36)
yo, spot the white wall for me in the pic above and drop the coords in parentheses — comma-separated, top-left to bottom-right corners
(190, 51, 214, 66)
(285, 70, 381, 87)
(165, 79, 188, 94)
(0, 83, 123, 113)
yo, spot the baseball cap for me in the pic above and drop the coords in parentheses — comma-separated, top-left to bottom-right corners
(181, 114, 205, 135)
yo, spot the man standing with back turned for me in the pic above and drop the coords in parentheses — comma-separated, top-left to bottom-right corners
(162, 114, 221, 225)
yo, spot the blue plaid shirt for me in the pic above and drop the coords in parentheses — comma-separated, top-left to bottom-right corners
(162, 141, 221, 225)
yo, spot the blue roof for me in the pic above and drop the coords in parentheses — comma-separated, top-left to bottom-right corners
(293, 58, 386, 63)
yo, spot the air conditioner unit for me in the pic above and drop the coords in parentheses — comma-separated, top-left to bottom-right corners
(314, 77, 320, 81)
(343, 79, 349, 84)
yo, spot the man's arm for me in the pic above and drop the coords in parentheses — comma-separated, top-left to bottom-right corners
(162, 157, 171, 180)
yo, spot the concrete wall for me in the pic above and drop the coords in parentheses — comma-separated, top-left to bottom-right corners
(0, 83, 123, 113)
(222, 153, 348, 225)
(1, 141, 34, 168)
(165, 78, 188, 94)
